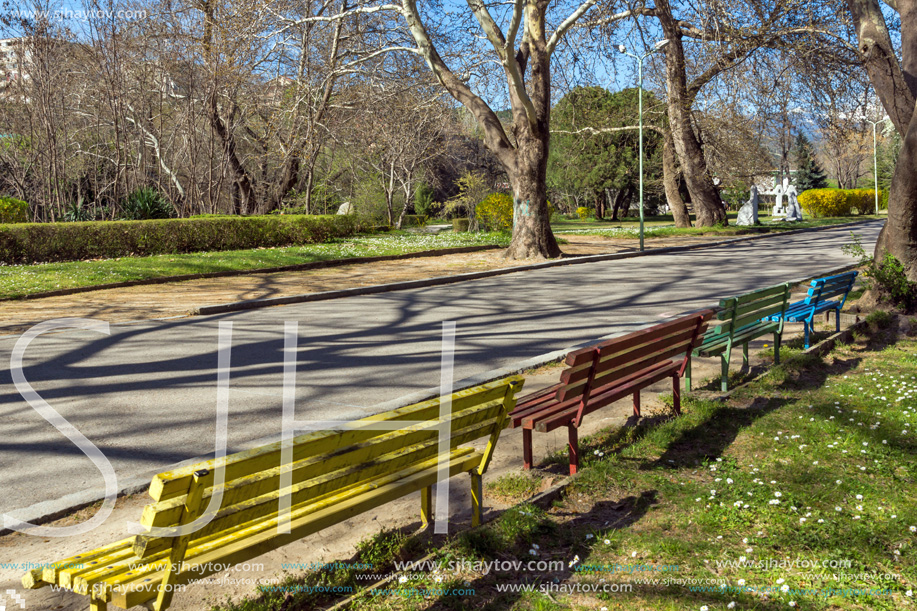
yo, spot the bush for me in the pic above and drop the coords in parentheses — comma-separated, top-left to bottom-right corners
(476, 193, 513, 231)
(121, 187, 174, 220)
(0, 215, 359, 264)
(0, 196, 28, 223)
(413, 182, 436, 217)
(798, 189, 851, 217)
(846, 189, 881, 215)
(401, 214, 427, 227)
(576, 206, 591, 219)
(453, 218, 471, 232)
(843, 233, 917, 311)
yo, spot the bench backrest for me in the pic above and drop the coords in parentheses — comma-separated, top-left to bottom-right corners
(806, 271, 858, 308)
(708, 283, 791, 339)
(132, 376, 523, 559)
(555, 310, 714, 408)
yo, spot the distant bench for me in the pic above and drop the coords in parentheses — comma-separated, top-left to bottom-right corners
(508, 311, 713, 475)
(686, 283, 791, 392)
(23, 377, 524, 611)
(763, 271, 858, 349)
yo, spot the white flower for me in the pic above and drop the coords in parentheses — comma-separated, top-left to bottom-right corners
(742, 537, 748, 543)
(856, 494, 863, 500)
(532, 544, 540, 549)
(906, 589, 913, 597)
(835, 506, 842, 512)
(910, 526, 917, 532)
(604, 539, 610, 545)
(568, 554, 580, 567)
(781, 584, 790, 592)
(774, 491, 782, 498)
(739, 556, 746, 562)
(700, 606, 709, 611)
(789, 601, 796, 607)
(728, 603, 736, 609)
(777, 578, 785, 584)
(398, 576, 408, 583)
(632, 551, 637, 557)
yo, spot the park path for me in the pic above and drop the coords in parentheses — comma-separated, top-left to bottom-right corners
(0, 233, 717, 336)
(0, 221, 881, 518)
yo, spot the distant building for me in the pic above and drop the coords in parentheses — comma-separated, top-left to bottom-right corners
(0, 38, 29, 86)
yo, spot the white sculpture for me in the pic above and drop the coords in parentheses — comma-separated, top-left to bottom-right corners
(771, 177, 788, 217)
(336, 201, 354, 215)
(784, 185, 803, 221)
(736, 186, 759, 226)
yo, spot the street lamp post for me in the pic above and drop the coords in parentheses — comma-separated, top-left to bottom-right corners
(864, 118, 880, 216)
(617, 39, 669, 251)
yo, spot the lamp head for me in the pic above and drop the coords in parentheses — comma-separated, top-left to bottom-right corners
(654, 39, 670, 51)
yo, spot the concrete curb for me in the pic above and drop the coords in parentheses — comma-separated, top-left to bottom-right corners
(2, 245, 503, 302)
(192, 220, 880, 316)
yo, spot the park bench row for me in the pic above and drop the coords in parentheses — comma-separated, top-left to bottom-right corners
(24, 271, 857, 611)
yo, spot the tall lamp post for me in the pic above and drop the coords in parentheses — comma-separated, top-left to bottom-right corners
(864, 118, 881, 216)
(617, 39, 669, 252)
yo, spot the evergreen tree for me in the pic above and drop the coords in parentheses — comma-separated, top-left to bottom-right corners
(793, 133, 829, 191)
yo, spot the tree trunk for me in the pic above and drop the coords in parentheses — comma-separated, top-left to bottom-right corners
(595, 192, 605, 220)
(663, 130, 692, 227)
(505, 134, 561, 258)
(656, 0, 727, 227)
(611, 188, 627, 221)
(849, 0, 917, 280)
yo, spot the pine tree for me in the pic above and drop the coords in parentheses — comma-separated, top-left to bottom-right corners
(793, 133, 829, 192)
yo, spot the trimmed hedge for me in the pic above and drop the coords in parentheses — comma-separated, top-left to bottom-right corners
(0, 197, 28, 223)
(798, 188, 886, 217)
(0, 215, 358, 264)
(453, 218, 471, 232)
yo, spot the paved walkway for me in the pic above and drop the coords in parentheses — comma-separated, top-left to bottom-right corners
(0, 221, 881, 517)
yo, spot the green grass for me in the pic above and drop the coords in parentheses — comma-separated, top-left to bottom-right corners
(485, 473, 545, 503)
(212, 321, 916, 611)
(0, 231, 511, 299)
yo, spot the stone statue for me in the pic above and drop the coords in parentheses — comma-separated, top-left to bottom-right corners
(336, 201, 354, 215)
(784, 185, 803, 221)
(736, 185, 759, 226)
(771, 177, 788, 217)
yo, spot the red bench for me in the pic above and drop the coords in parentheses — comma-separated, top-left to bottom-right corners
(508, 310, 714, 475)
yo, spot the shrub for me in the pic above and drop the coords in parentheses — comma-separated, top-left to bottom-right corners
(798, 189, 851, 217)
(401, 214, 427, 227)
(842, 233, 917, 311)
(0, 196, 28, 223)
(413, 182, 436, 217)
(452, 218, 471, 232)
(122, 188, 174, 220)
(846, 189, 880, 215)
(576, 206, 591, 219)
(0, 215, 358, 264)
(476, 193, 513, 231)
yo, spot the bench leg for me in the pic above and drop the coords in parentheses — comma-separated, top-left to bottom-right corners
(835, 308, 841, 333)
(633, 391, 641, 417)
(742, 343, 749, 370)
(567, 425, 579, 476)
(420, 485, 432, 529)
(720, 352, 730, 392)
(522, 428, 533, 470)
(470, 472, 483, 527)
(672, 374, 681, 415)
(90, 598, 107, 611)
(685, 356, 693, 392)
(774, 333, 781, 364)
(803, 321, 810, 350)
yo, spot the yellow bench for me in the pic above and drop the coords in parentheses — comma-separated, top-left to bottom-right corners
(23, 376, 523, 610)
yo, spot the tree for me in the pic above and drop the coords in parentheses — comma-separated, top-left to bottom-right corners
(793, 133, 828, 191)
(846, 0, 917, 281)
(548, 86, 664, 221)
(395, 1, 647, 259)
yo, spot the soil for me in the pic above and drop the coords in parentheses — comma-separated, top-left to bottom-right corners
(0, 234, 715, 336)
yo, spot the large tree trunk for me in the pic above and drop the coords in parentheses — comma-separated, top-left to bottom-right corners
(663, 130, 692, 227)
(849, 0, 917, 280)
(656, 0, 727, 227)
(505, 132, 561, 258)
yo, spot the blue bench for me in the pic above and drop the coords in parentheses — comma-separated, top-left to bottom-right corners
(763, 271, 858, 349)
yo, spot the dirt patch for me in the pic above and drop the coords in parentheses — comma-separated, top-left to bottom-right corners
(0, 234, 715, 336)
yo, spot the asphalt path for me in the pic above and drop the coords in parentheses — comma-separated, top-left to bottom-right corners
(0, 221, 881, 517)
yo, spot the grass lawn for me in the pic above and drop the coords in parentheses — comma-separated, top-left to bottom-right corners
(552, 214, 881, 237)
(214, 315, 917, 611)
(0, 231, 511, 299)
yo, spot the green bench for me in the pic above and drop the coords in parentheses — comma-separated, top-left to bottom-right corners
(23, 376, 524, 611)
(686, 283, 791, 392)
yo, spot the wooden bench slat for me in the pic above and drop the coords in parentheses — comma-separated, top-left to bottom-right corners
(730, 283, 789, 305)
(150, 379, 514, 503)
(111, 452, 485, 609)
